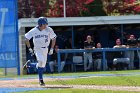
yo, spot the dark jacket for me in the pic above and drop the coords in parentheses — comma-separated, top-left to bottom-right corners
(50, 51, 65, 62)
(84, 41, 95, 48)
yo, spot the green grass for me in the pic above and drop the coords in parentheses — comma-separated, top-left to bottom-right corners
(3, 70, 140, 93)
(45, 75, 140, 86)
(0, 68, 3, 75)
(13, 89, 140, 93)
(46, 70, 140, 76)
(0, 70, 139, 78)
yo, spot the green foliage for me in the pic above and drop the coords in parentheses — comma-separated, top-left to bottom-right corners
(82, 0, 107, 16)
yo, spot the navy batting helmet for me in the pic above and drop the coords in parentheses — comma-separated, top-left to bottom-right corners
(38, 17, 48, 26)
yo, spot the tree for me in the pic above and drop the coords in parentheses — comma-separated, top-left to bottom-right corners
(101, 0, 140, 16)
(82, 0, 107, 16)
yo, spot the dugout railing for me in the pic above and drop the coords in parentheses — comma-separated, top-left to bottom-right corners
(57, 48, 140, 73)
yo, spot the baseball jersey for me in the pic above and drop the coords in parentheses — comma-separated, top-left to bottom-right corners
(25, 26, 56, 49)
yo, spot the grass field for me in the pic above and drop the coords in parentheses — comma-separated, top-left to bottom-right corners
(1, 70, 140, 93)
(45, 75, 140, 86)
(0, 69, 139, 77)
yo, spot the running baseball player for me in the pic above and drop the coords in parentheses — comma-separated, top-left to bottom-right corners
(25, 17, 56, 86)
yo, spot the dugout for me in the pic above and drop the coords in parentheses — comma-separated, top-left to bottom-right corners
(19, 15, 140, 74)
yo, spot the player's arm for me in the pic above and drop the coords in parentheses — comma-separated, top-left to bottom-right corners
(25, 38, 34, 55)
(48, 38, 56, 55)
(50, 38, 56, 49)
(25, 31, 34, 54)
(48, 28, 57, 55)
(25, 38, 31, 48)
(49, 27, 57, 49)
(25, 29, 33, 48)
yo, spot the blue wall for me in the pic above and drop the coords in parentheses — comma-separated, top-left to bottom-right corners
(0, 0, 19, 74)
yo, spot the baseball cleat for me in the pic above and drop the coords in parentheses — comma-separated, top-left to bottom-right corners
(39, 80, 45, 86)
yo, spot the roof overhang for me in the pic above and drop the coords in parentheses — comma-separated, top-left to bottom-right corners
(18, 15, 140, 30)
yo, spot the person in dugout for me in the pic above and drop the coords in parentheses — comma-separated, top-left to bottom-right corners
(137, 37, 140, 69)
(126, 34, 137, 69)
(84, 35, 95, 71)
(48, 45, 65, 73)
(113, 39, 130, 70)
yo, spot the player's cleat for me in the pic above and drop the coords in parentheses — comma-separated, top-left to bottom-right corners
(39, 80, 45, 86)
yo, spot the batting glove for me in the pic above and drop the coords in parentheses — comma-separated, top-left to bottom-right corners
(49, 48, 54, 55)
(29, 48, 34, 56)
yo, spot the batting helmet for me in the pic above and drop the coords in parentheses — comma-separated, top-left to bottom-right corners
(38, 17, 48, 26)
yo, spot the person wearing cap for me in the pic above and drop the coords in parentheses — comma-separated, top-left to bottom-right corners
(25, 17, 57, 86)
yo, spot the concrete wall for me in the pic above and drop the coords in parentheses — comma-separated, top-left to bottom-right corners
(19, 27, 27, 74)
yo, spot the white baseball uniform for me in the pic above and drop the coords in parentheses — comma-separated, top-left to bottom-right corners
(25, 26, 56, 67)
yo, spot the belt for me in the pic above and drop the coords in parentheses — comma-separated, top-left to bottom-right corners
(41, 47, 46, 48)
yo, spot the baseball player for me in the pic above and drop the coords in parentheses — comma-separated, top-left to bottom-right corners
(25, 17, 56, 86)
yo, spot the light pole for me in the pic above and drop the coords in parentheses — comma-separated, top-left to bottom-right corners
(63, 0, 66, 17)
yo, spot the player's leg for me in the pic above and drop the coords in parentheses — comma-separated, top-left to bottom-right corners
(38, 48, 48, 85)
(35, 49, 47, 86)
(38, 63, 45, 86)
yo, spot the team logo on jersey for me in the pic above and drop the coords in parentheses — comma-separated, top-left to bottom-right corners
(35, 35, 48, 39)
(0, 8, 8, 48)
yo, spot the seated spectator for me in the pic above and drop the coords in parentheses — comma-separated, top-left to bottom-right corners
(113, 39, 130, 70)
(84, 35, 95, 71)
(93, 43, 108, 70)
(49, 45, 65, 73)
(137, 37, 140, 69)
(126, 34, 137, 69)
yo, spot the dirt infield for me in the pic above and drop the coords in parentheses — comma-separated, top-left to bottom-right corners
(0, 78, 140, 92)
